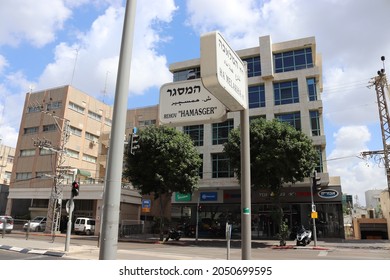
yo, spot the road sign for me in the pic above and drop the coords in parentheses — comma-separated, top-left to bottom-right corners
(159, 78, 227, 125)
(141, 199, 151, 213)
(66, 200, 74, 214)
(200, 31, 248, 111)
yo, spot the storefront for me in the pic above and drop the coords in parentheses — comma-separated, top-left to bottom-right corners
(171, 186, 344, 239)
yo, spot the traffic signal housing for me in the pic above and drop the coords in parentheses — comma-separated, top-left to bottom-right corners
(312, 171, 321, 191)
(130, 133, 140, 155)
(71, 181, 79, 197)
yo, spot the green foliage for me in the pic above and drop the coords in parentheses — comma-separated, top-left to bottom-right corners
(123, 125, 202, 199)
(223, 118, 318, 192)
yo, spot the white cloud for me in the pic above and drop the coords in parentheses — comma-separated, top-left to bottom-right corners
(327, 126, 387, 206)
(37, 1, 176, 99)
(0, 0, 71, 47)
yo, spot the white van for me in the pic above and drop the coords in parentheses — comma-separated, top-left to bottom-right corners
(74, 217, 95, 235)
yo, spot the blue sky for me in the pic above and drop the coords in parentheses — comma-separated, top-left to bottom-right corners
(1, 0, 390, 206)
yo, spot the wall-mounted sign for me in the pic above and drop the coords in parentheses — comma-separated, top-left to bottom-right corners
(175, 193, 192, 202)
(200, 31, 248, 111)
(318, 189, 339, 199)
(159, 78, 227, 125)
(200, 192, 218, 201)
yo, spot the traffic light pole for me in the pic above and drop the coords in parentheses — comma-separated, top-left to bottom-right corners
(64, 195, 74, 252)
(310, 171, 318, 247)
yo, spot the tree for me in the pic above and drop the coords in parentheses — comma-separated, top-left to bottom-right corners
(223, 118, 318, 244)
(123, 125, 202, 239)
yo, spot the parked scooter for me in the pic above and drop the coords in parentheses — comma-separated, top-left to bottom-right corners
(296, 226, 312, 246)
(165, 228, 183, 241)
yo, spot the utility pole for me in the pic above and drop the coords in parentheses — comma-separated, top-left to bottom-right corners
(363, 56, 390, 192)
(34, 110, 70, 240)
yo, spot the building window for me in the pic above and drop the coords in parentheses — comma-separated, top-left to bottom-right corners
(82, 154, 97, 163)
(43, 124, 57, 132)
(105, 118, 112, 127)
(7, 156, 14, 164)
(212, 153, 234, 178)
(310, 111, 321, 136)
(66, 149, 79, 159)
(27, 105, 43, 113)
(139, 119, 156, 127)
(248, 85, 265, 108)
(243, 56, 261, 77)
(274, 80, 299, 105)
(68, 102, 85, 114)
(24, 127, 39, 135)
(307, 78, 318, 101)
(274, 47, 313, 73)
(315, 146, 323, 173)
(198, 154, 203, 179)
(39, 148, 54, 155)
(20, 149, 36, 157)
(88, 110, 102, 121)
(70, 126, 82, 137)
(183, 125, 204, 146)
(16, 172, 32, 181)
(46, 101, 62, 111)
(85, 132, 99, 142)
(275, 112, 301, 130)
(173, 67, 200, 82)
(212, 119, 234, 145)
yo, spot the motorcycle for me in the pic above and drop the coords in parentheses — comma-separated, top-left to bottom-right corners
(165, 228, 183, 241)
(296, 226, 312, 246)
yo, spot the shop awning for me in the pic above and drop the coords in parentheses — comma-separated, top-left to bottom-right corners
(77, 169, 91, 177)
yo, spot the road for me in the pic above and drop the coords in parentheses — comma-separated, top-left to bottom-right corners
(1, 232, 389, 260)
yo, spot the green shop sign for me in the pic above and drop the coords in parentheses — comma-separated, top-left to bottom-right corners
(175, 193, 192, 202)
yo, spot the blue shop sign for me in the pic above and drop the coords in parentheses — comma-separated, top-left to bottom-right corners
(200, 192, 218, 201)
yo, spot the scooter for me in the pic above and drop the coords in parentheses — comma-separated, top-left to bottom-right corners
(296, 226, 312, 246)
(165, 228, 183, 241)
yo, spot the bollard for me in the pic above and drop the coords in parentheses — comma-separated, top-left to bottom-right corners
(26, 220, 30, 240)
(1, 217, 5, 238)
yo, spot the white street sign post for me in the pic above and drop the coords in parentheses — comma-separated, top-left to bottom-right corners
(159, 78, 227, 125)
(200, 31, 247, 111)
(200, 31, 251, 260)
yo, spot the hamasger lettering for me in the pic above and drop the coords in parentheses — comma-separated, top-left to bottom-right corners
(178, 107, 217, 117)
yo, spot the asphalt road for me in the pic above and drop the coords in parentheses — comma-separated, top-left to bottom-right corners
(1, 232, 390, 260)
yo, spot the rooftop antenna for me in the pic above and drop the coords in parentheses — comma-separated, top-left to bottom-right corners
(70, 48, 79, 85)
(101, 71, 110, 104)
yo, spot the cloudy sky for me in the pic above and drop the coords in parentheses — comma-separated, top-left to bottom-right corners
(1, 0, 389, 206)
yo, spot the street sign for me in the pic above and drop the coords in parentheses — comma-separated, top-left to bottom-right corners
(159, 78, 227, 125)
(141, 199, 151, 213)
(66, 200, 74, 214)
(200, 31, 248, 111)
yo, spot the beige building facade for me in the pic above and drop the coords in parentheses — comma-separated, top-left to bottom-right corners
(7, 85, 141, 233)
(167, 35, 343, 239)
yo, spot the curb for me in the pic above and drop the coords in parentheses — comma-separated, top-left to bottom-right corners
(0, 244, 66, 257)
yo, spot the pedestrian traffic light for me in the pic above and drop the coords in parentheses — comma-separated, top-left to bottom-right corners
(312, 171, 321, 191)
(71, 181, 79, 197)
(130, 133, 140, 155)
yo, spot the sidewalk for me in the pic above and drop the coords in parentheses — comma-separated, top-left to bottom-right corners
(1, 234, 389, 259)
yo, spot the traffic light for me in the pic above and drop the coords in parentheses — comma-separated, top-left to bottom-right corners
(130, 133, 140, 155)
(312, 171, 321, 191)
(71, 181, 79, 197)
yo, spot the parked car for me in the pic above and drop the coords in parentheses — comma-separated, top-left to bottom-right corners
(23, 216, 47, 232)
(74, 217, 95, 235)
(0, 216, 14, 233)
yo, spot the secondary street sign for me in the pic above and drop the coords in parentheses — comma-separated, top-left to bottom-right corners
(159, 78, 227, 125)
(200, 31, 248, 111)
